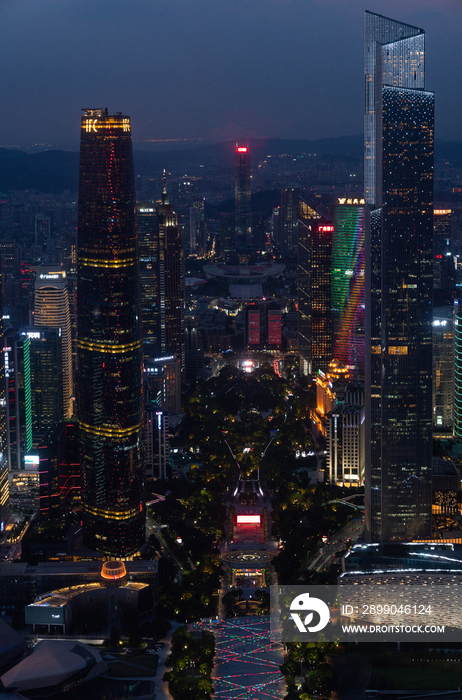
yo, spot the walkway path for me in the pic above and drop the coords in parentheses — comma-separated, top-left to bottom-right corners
(194, 617, 285, 700)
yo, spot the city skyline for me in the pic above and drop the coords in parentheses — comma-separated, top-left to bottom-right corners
(0, 1, 461, 150)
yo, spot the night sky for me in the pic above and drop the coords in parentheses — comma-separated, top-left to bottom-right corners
(1, 0, 460, 150)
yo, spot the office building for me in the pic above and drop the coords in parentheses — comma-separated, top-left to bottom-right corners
(454, 299, 462, 441)
(184, 316, 204, 384)
(144, 354, 181, 416)
(189, 199, 206, 257)
(332, 198, 366, 381)
(219, 212, 236, 262)
(28, 328, 63, 441)
(434, 208, 454, 290)
(235, 144, 251, 248)
(432, 307, 453, 432)
(364, 12, 434, 542)
(157, 173, 185, 371)
(34, 266, 73, 420)
(4, 330, 32, 471)
(298, 198, 333, 376)
(145, 402, 169, 480)
(326, 403, 365, 486)
(275, 186, 299, 259)
(137, 202, 159, 358)
(77, 109, 144, 557)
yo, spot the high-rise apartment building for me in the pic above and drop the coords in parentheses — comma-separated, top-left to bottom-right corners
(77, 109, 144, 557)
(137, 202, 159, 358)
(298, 198, 333, 376)
(332, 198, 366, 381)
(34, 266, 73, 419)
(157, 174, 185, 371)
(235, 144, 251, 248)
(364, 12, 434, 542)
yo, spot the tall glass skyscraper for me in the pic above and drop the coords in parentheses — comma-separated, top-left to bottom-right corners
(364, 13, 434, 542)
(34, 266, 73, 420)
(77, 109, 144, 557)
(298, 198, 333, 377)
(137, 202, 159, 359)
(157, 173, 185, 372)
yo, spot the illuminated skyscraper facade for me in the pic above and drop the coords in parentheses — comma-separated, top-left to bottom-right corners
(298, 198, 333, 376)
(157, 174, 185, 371)
(364, 13, 434, 542)
(235, 144, 251, 248)
(332, 198, 366, 381)
(77, 109, 144, 557)
(4, 330, 32, 471)
(432, 307, 453, 431)
(454, 300, 462, 441)
(34, 266, 73, 420)
(433, 208, 454, 290)
(137, 202, 159, 358)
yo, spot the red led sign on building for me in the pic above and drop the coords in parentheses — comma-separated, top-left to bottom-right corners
(237, 147, 248, 152)
(236, 514, 261, 525)
(318, 225, 334, 232)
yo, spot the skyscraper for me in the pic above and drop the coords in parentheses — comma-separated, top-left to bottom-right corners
(275, 186, 299, 259)
(432, 307, 453, 431)
(332, 198, 366, 381)
(4, 329, 32, 471)
(298, 198, 333, 377)
(364, 12, 434, 542)
(77, 109, 144, 557)
(157, 173, 185, 371)
(137, 201, 159, 358)
(34, 265, 73, 420)
(453, 300, 462, 441)
(235, 144, 251, 248)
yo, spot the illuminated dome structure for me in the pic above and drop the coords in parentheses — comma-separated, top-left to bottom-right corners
(101, 560, 127, 582)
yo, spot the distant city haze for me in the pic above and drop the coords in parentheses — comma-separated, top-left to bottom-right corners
(0, 0, 460, 149)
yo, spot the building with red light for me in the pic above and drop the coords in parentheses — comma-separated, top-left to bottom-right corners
(235, 143, 251, 248)
(267, 307, 282, 346)
(298, 198, 333, 376)
(247, 305, 260, 345)
(77, 109, 144, 557)
(157, 173, 185, 371)
(38, 422, 80, 521)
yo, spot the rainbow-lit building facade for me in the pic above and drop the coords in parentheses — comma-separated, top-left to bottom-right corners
(77, 109, 144, 557)
(332, 198, 366, 381)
